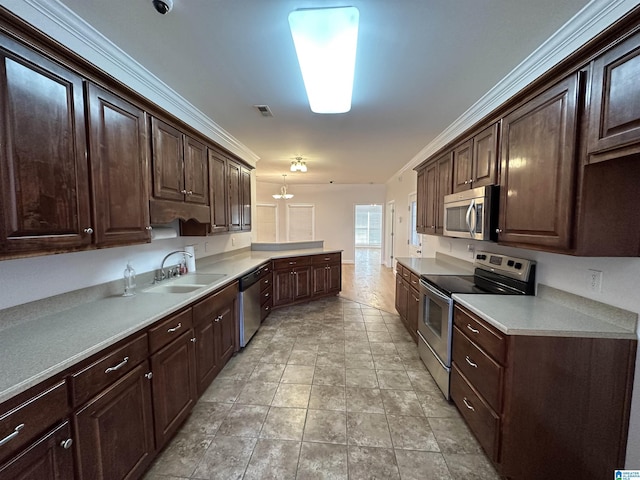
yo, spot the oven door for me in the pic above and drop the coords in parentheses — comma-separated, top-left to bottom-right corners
(417, 279, 453, 366)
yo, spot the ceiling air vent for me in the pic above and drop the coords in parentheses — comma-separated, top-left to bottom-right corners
(253, 104, 273, 117)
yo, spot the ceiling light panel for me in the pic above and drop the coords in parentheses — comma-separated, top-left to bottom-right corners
(288, 6, 359, 114)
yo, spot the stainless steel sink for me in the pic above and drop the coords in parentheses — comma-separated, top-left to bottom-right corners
(169, 273, 226, 285)
(144, 284, 207, 294)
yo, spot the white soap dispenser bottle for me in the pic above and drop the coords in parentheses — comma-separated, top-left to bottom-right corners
(123, 261, 136, 297)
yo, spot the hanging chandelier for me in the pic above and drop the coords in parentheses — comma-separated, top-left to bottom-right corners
(272, 174, 294, 199)
(290, 156, 308, 172)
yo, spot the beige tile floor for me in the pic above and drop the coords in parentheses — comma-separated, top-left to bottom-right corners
(144, 297, 500, 480)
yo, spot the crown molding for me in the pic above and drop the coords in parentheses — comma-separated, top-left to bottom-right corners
(4, 0, 259, 165)
(396, 0, 638, 177)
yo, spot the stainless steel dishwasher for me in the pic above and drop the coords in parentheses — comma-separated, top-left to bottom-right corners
(239, 262, 268, 347)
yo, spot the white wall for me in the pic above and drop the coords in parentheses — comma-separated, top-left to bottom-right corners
(383, 170, 418, 262)
(255, 182, 387, 263)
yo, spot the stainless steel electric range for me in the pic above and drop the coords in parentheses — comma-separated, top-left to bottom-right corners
(417, 251, 536, 399)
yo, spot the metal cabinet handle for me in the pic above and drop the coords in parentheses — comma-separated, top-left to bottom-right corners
(464, 180, 469, 185)
(145, 226, 153, 231)
(145, 372, 153, 380)
(463, 397, 475, 411)
(191, 337, 197, 343)
(289, 261, 297, 265)
(105, 356, 129, 373)
(264, 293, 270, 298)
(60, 438, 73, 449)
(324, 257, 330, 261)
(465, 356, 478, 368)
(466, 324, 479, 334)
(214, 314, 223, 323)
(496, 228, 503, 234)
(187, 190, 193, 195)
(167, 322, 182, 333)
(469, 179, 474, 184)
(181, 189, 188, 194)
(0, 424, 24, 447)
(265, 306, 270, 311)
(83, 227, 93, 234)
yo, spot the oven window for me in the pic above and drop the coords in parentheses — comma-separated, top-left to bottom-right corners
(425, 297, 443, 337)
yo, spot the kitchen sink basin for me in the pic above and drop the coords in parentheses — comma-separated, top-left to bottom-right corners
(169, 273, 227, 285)
(144, 284, 207, 294)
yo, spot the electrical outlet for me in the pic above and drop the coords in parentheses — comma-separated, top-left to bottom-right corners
(204, 242, 209, 252)
(231, 236, 236, 246)
(588, 269, 602, 292)
(467, 244, 475, 259)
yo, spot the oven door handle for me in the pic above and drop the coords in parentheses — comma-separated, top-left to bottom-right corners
(420, 279, 451, 304)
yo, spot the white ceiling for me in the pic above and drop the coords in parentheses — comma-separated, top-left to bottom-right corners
(57, 0, 592, 185)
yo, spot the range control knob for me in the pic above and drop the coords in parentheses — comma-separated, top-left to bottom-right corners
(514, 262, 523, 269)
(477, 254, 487, 260)
(507, 260, 515, 267)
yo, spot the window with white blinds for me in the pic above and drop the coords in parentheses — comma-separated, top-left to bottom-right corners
(256, 204, 278, 242)
(286, 204, 315, 241)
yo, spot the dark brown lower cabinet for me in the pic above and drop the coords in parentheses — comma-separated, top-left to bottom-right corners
(0, 421, 74, 480)
(273, 254, 341, 309)
(149, 330, 197, 449)
(74, 361, 154, 480)
(394, 264, 418, 342)
(192, 282, 238, 396)
(274, 267, 311, 306)
(451, 305, 636, 480)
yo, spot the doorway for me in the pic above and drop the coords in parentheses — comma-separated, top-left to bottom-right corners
(385, 201, 395, 268)
(354, 204, 383, 266)
(408, 193, 422, 257)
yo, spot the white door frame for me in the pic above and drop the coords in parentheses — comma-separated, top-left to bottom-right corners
(385, 200, 395, 268)
(408, 192, 422, 258)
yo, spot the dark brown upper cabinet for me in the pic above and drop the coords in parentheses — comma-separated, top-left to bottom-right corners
(452, 124, 499, 193)
(498, 74, 580, 251)
(87, 83, 151, 247)
(0, 32, 91, 254)
(208, 149, 229, 234)
(587, 29, 640, 162)
(415, 152, 451, 236)
(184, 136, 208, 205)
(415, 167, 428, 234)
(227, 159, 242, 231)
(241, 166, 252, 231)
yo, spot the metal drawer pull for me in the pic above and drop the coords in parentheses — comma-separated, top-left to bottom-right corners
(105, 356, 129, 373)
(167, 322, 182, 333)
(289, 261, 296, 265)
(60, 438, 73, 449)
(264, 293, 270, 298)
(324, 257, 330, 260)
(145, 372, 153, 380)
(463, 397, 475, 411)
(465, 356, 478, 368)
(0, 424, 24, 446)
(214, 314, 223, 323)
(466, 324, 479, 334)
(191, 337, 197, 343)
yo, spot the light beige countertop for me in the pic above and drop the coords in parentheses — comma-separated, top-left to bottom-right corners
(453, 291, 637, 340)
(0, 248, 341, 404)
(395, 253, 474, 276)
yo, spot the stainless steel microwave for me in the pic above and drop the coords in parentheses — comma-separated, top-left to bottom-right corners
(443, 185, 498, 241)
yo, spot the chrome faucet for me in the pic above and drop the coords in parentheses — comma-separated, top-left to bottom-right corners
(155, 250, 194, 282)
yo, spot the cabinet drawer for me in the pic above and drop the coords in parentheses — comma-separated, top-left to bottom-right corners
(149, 308, 193, 353)
(451, 364, 500, 462)
(453, 325, 504, 412)
(454, 306, 506, 364)
(261, 298, 273, 322)
(312, 253, 341, 265)
(409, 272, 420, 289)
(258, 262, 272, 279)
(273, 256, 312, 270)
(0, 381, 67, 464)
(260, 273, 272, 293)
(71, 334, 148, 407)
(396, 264, 404, 278)
(260, 287, 272, 306)
(193, 281, 238, 323)
(399, 266, 410, 281)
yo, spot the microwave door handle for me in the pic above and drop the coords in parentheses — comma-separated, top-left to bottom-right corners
(466, 199, 476, 238)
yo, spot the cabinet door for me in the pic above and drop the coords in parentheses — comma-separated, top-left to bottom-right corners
(312, 265, 328, 296)
(208, 149, 228, 233)
(150, 330, 197, 449)
(327, 264, 341, 293)
(395, 276, 408, 320)
(452, 140, 473, 193)
(215, 300, 236, 365)
(424, 162, 438, 235)
(588, 30, 640, 160)
(75, 362, 154, 480)
(406, 287, 420, 342)
(240, 167, 252, 231)
(473, 123, 498, 188)
(436, 153, 452, 234)
(87, 84, 150, 246)
(184, 136, 208, 205)
(194, 318, 219, 396)
(273, 269, 294, 306)
(498, 75, 579, 250)
(415, 168, 427, 233)
(228, 160, 242, 231)
(151, 118, 184, 201)
(0, 421, 74, 480)
(0, 35, 91, 254)
(293, 266, 311, 301)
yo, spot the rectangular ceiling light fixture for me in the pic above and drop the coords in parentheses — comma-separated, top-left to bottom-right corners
(288, 6, 359, 114)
